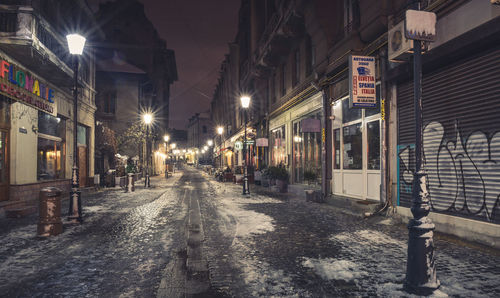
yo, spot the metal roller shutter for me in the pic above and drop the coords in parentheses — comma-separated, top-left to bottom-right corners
(397, 47, 500, 224)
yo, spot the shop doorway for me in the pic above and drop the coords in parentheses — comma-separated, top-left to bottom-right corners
(331, 90, 381, 201)
(78, 145, 87, 187)
(0, 129, 8, 201)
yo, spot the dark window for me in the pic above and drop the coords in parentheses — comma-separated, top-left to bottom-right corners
(103, 90, 116, 114)
(293, 49, 300, 86)
(272, 73, 277, 103)
(280, 64, 286, 96)
(38, 111, 64, 137)
(305, 35, 314, 76)
(202, 125, 207, 134)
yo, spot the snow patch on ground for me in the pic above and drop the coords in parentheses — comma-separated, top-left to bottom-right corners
(302, 258, 365, 281)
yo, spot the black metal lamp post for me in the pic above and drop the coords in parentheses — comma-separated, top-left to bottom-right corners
(164, 134, 169, 178)
(404, 5, 439, 295)
(66, 33, 86, 223)
(217, 126, 224, 169)
(240, 95, 250, 195)
(143, 113, 153, 188)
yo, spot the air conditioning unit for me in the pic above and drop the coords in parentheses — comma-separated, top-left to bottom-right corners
(388, 21, 413, 62)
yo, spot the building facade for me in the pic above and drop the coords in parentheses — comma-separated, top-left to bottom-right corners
(210, 0, 500, 246)
(0, 0, 99, 216)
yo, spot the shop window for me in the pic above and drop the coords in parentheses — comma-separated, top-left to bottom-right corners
(271, 126, 286, 166)
(37, 112, 65, 181)
(77, 125, 87, 145)
(38, 111, 64, 137)
(0, 95, 10, 127)
(343, 123, 362, 169)
(37, 138, 64, 180)
(333, 128, 341, 169)
(203, 125, 207, 134)
(367, 120, 380, 170)
(342, 98, 362, 123)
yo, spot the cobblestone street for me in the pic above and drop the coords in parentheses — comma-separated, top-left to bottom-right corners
(0, 174, 187, 297)
(1, 168, 499, 297)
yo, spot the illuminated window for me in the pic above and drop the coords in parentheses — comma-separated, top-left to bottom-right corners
(37, 112, 65, 180)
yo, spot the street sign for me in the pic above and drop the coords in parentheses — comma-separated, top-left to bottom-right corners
(405, 10, 436, 41)
(349, 55, 376, 108)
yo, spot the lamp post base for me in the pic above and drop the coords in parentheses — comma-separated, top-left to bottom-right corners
(242, 175, 250, 195)
(67, 190, 82, 223)
(145, 174, 150, 188)
(405, 171, 439, 295)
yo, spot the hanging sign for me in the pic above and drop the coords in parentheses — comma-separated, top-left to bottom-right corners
(234, 141, 243, 151)
(0, 57, 57, 116)
(349, 55, 376, 108)
(405, 10, 436, 41)
(256, 138, 268, 147)
(301, 118, 321, 133)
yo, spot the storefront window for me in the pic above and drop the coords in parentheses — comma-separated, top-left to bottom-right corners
(342, 99, 362, 123)
(271, 126, 286, 166)
(77, 125, 87, 145)
(37, 138, 64, 180)
(343, 123, 362, 169)
(0, 95, 10, 126)
(38, 112, 65, 180)
(367, 120, 380, 170)
(333, 128, 340, 169)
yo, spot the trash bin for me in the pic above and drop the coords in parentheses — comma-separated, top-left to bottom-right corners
(38, 187, 63, 237)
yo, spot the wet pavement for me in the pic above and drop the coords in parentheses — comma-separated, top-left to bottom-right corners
(0, 174, 187, 297)
(1, 168, 499, 297)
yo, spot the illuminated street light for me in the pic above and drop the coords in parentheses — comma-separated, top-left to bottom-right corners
(163, 135, 170, 142)
(66, 33, 86, 223)
(142, 112, 153, 188)
(207, 140, 213, 146)
(170, 143, 176, 149)
(143, 113, 153, 125)
(240, 95, 251, 195)
(203, 146, 208, 151)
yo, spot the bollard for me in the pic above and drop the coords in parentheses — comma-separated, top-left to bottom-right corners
(126, 173, 135, 192)
(38, 187, 63, 236)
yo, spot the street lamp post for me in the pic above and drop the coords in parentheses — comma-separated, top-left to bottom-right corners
(164, 134, 169, 178)
(240, 95, 250, 195)
(217, 126, 224, 170)
(66, 33, 86, 223)
(143, 113, 153, 188)
(404, 6, 439, 295)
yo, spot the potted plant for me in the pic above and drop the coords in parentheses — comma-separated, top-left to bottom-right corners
(304, 170, 318, 185)
(268, 166, 289, 193)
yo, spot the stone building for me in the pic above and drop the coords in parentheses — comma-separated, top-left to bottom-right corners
(94, 0, 178, 177)
(0, 0, 100, 216)
(210, 0, 500, 246)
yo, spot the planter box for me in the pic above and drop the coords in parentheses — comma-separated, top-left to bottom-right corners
(276, 180, 288, 193)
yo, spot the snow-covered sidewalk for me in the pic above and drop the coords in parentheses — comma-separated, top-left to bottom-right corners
(199, 171, 500, 297)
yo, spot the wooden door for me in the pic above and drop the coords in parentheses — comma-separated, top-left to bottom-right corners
(78, 145, 87, 187)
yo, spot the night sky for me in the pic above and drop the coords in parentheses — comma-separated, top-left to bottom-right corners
(139, 0, 240, 129)
(90, 0, 240, 129)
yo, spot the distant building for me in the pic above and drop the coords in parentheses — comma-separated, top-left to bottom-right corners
(94, 0, 177, 177)
(187, 113, 213, 149)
